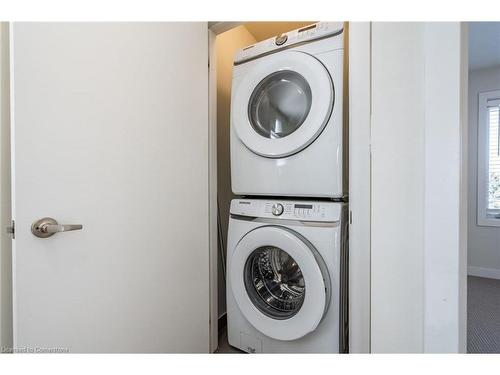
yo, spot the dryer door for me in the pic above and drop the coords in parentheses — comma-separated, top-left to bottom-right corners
(232, 51, 334, 158)
(230, 226, 330, 341)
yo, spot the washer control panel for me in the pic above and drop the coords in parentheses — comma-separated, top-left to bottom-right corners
(234, 22, 344, 64)
(230, 199, 341, 222)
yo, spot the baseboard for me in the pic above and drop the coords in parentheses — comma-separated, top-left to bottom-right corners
(468, 266, 500, 280)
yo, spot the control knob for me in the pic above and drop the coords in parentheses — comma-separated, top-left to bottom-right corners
(275, 34, 288, 46)
(271, 203, 284, 216)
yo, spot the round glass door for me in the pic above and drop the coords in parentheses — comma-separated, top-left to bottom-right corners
(244, 246, 305, 320)
(229, 225, 330, 340)
(248, 71, 312, 139)
(231, 51, 334, 158)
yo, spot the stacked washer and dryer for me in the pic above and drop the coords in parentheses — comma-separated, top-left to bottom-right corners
(226, 22, 348, 353)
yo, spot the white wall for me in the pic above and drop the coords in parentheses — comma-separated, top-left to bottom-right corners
(0, 22, 12, 351)
(423, 23, 467, 353)
(348, 22, 371, 353)
(371, 22, 425, 353)
(467, 65, 500, 279)
(371, 22, 466, 353)
(215, 26, 256, 318)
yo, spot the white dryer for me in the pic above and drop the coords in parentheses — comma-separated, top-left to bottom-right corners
(226, 198, 348, 353)
(230, 22, 346, 198)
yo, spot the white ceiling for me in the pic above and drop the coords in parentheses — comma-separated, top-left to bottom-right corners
(469, 22, 500, 71)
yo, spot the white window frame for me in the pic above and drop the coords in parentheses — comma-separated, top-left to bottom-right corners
(477, 89, 500, 226)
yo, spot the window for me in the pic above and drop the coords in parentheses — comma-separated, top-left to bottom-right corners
(477, 90, 500, 226)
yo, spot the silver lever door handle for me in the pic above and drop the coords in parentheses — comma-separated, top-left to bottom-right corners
(43, 224, 83, 234)
(32, 217, 83, 238)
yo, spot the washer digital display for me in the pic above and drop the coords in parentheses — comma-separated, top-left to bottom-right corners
(294, 204, 313, 209)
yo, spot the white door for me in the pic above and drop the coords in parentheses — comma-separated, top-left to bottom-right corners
(10, 23, 210, 353)
(229, 226, 330, 341)
(231, 51, 333, 158)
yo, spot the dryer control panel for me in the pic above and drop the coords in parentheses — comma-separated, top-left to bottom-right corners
(230, 199, 342, 222)
(234, 22, 344, 65)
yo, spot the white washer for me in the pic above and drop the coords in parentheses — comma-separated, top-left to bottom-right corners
(230, 22, 346, 198)
(226, 198, 348, 353)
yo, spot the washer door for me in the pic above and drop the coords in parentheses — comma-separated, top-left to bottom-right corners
(232, 51, 334, 158)
(230, 226, 330, 341)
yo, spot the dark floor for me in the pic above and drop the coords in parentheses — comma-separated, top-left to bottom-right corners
(215, 324, 245, 354)
(468, 276, 500, 353)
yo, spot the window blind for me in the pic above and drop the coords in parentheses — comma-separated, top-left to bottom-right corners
(488, 105, 500, 210)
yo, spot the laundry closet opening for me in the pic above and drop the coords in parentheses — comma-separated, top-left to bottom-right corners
(215, 21, 314, 327)
(212, 22, 350, 353)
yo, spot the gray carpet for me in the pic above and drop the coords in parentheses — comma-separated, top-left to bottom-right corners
(468, 276, 500, 353)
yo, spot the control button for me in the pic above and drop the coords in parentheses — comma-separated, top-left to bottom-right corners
(272, 203, 284, 216)
(275, 34, 288, 46)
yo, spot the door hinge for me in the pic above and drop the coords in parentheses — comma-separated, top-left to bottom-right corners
(6, 220, 14, 239)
